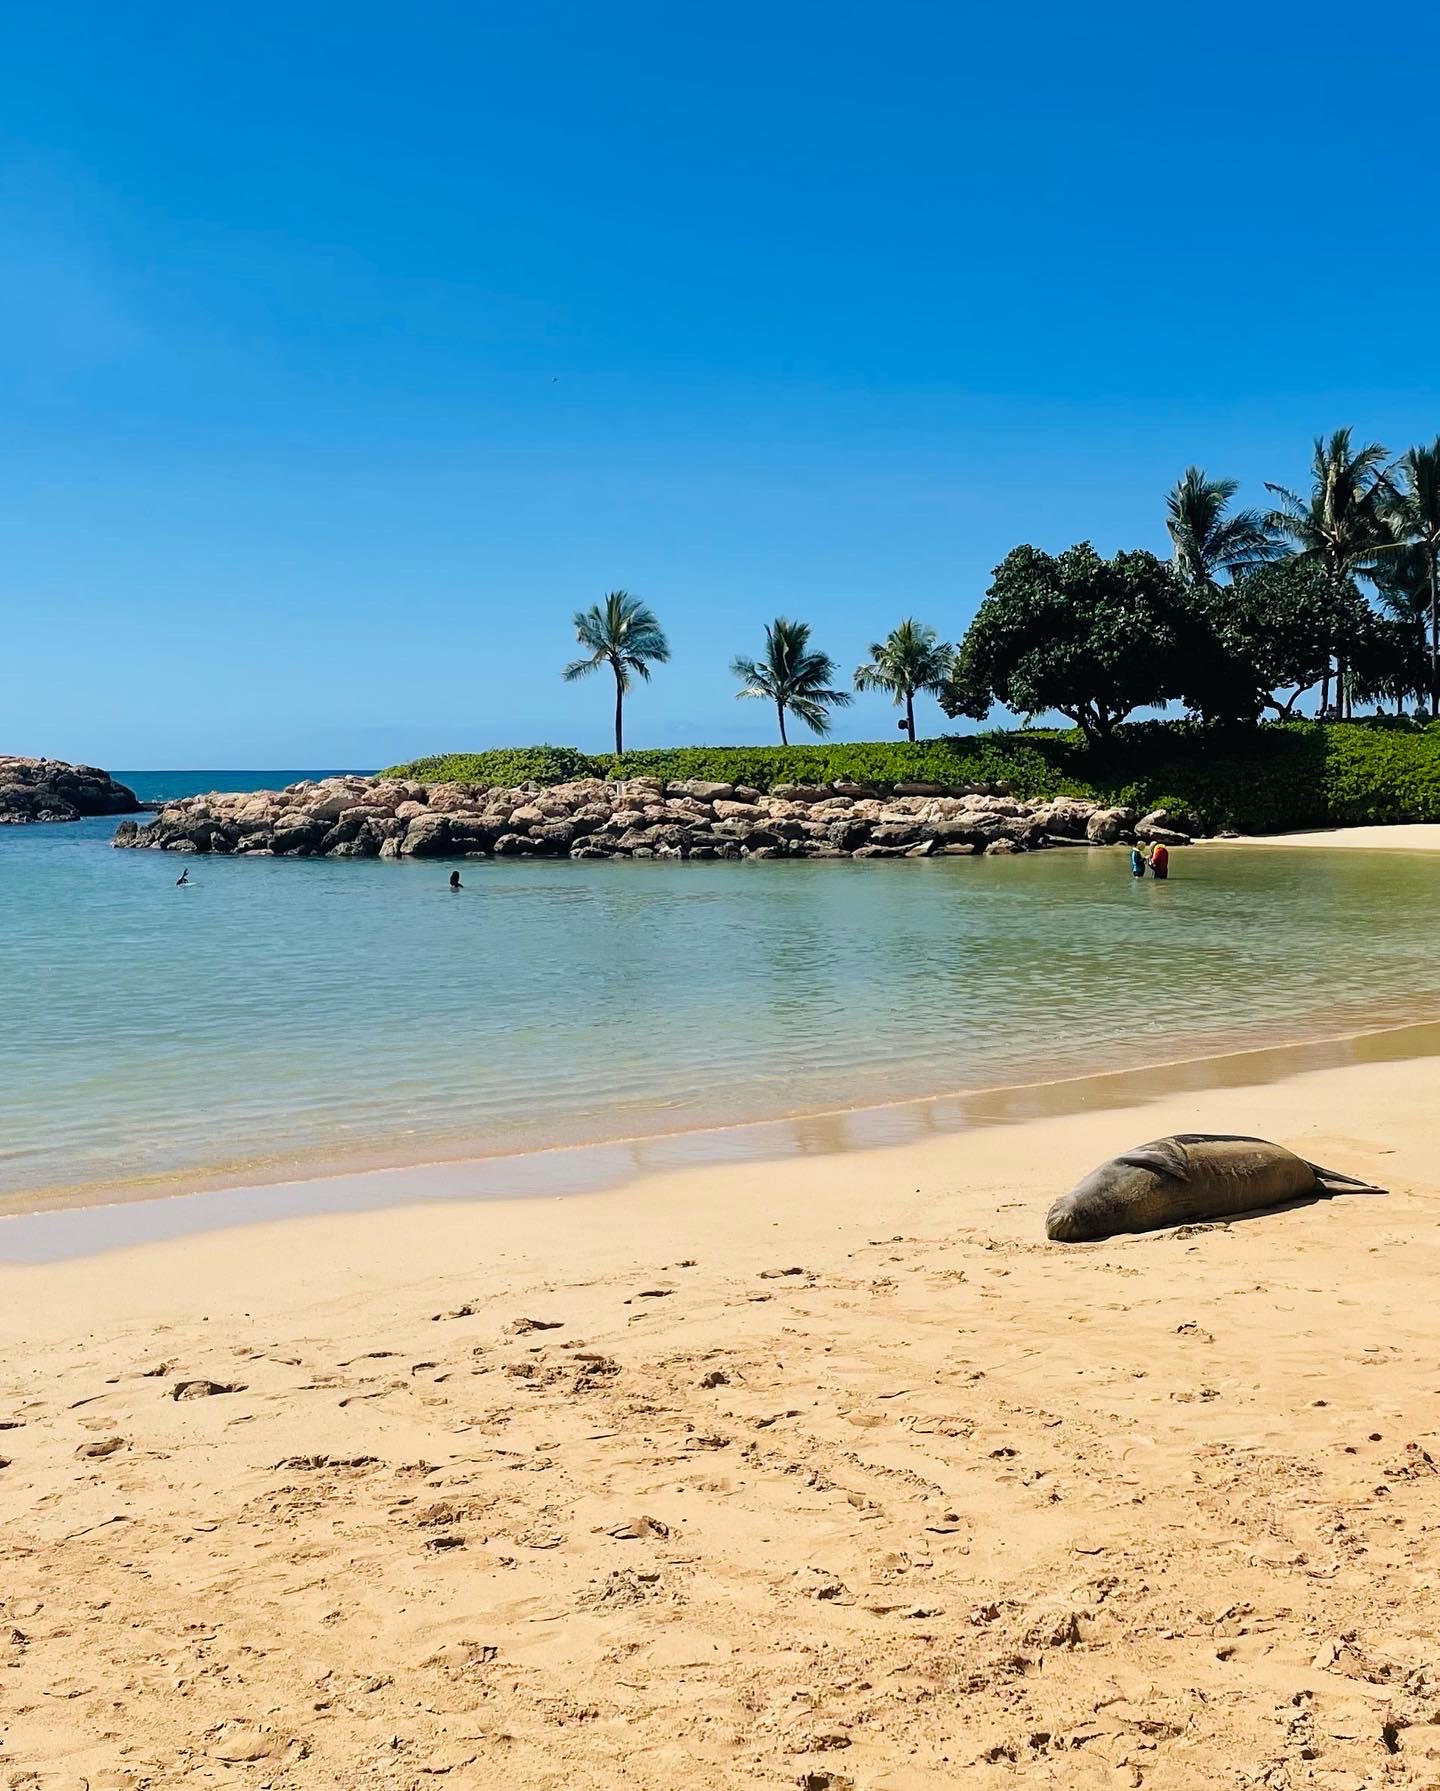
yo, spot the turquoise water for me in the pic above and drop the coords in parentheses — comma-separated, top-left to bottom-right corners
(117, 769, 372, 803)
(4, 784, 1440, 1206)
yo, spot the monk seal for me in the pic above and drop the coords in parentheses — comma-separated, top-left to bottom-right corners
(1045, 1133, 1383, 1242)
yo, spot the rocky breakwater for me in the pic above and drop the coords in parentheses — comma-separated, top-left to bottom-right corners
(0, 757, 139, 824)
(112, 774, 1198, 861)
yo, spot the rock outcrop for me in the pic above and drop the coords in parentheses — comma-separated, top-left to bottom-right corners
(1, 757, 139, 824)
(113, 775, 1198, 861)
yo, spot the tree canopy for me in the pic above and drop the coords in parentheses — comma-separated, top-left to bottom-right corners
(941, 543, 1186, 739)
(731, 617, 851, 744)
(1193, 559, 1374, 718)
(852, 620, 953, 741)
(1166, 468, 1279, 587)
(562, 590, 670, 755)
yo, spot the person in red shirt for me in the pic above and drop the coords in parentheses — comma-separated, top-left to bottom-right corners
(1149, 841, 1170, 879)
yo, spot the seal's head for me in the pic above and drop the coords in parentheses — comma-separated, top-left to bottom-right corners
(1045, 1158, 1163, 1242)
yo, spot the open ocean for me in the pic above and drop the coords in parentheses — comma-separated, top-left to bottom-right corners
(2, 769, 1438, 1209)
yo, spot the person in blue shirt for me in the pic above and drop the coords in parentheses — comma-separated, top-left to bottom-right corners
(1130, 844, 1148, 878)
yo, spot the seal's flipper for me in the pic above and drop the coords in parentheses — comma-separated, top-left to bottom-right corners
(1308, 1161, 1387, 1196)
(1115, 1139, 1192, 1180)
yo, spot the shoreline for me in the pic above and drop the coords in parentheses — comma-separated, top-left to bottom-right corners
(7, 1011, 1440, 1259)
(2, 1045, 1437, 1783)
(1207, 821, 1440, 850)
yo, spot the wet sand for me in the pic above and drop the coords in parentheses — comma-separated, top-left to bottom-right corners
(6, 1014, 1440, 1258)
(2, 1048, 1439, 1786)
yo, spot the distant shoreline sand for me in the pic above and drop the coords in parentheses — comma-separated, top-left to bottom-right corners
(1209, 821, 1440, 850)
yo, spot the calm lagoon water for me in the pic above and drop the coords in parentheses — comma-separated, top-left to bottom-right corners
(3, 773, 1438, 1208)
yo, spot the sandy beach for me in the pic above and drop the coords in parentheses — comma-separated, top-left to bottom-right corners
(2, 1048, 1438, 1788)
(1213, 823, 1440, 851)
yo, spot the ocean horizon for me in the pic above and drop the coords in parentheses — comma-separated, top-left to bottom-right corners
(113, 768, 377, 803)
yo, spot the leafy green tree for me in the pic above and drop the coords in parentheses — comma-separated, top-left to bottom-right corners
(1368, 543, 1435, 714)
(1199, 559, 1374, 718)
(1265, 429, 1390, 714)
(562, 590, 670, 756)
(1165, 467, 1279, 587)
(1380, 439, 1440, 717)
(852, 619, 953, 741)
(1346, 608, 1429, 716)
(939, 543, 1185, 740)
(730, 617, 852, 744)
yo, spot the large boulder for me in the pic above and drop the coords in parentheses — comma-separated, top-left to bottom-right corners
(666, 779, 734, 802)
(771, 784, 832, 803)
(1085, 806, 1133, 845)
(1030, 798, 1096, 839)
(1138, 806, 1201, 840)
(0, 757, 139, 824)
(398, 815, 452, 857)
(928, 820, 985, 847)
(1135, 820, 1192, 847)
(271, 815, 329, 856)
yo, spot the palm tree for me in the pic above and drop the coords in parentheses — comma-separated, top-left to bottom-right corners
(1370, 543, 1433, 714)
(853, 619, 953, 742)
(1266, 429, 1390, 715)
(562, 590, 670, 756)
(1381, 439, 1440, 718)
(730, 617, 851, 745)
(1165, 467, 1279, 586)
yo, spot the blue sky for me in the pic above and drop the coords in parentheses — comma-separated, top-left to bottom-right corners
(4, 1, 1439, 765)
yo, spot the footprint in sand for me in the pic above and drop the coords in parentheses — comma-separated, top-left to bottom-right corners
(273, 1454, 379, 1471)
(75, 1436, 124, 1460)
(208, 1726, 306, 1764)
(168, 1379, 245, 1401)
(605, 1514, 670, 1540)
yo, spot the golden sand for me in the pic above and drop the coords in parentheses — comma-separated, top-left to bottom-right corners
(1, 1050, 1437, 1787)
(1210, 822, 1440, 850)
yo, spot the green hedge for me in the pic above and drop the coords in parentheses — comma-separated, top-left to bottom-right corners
(382, 745, 599, 787)
(383, 721, 1440, 834)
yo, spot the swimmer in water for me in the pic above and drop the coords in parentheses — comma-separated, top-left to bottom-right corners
(176, 868, 190, 886)
(449, 870, 463, 890)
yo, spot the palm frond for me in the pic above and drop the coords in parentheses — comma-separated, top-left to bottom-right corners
(730, 617, 850, 735)
(852, 619, 953, 700)
(562, 590, 670, 683)
(1384, 438, 1440, 548)
(786, 694, 841, 735)
(1167, 469, 1279, 584)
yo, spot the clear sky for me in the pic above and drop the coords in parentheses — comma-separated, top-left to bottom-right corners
(4, 1, 1439, 766)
